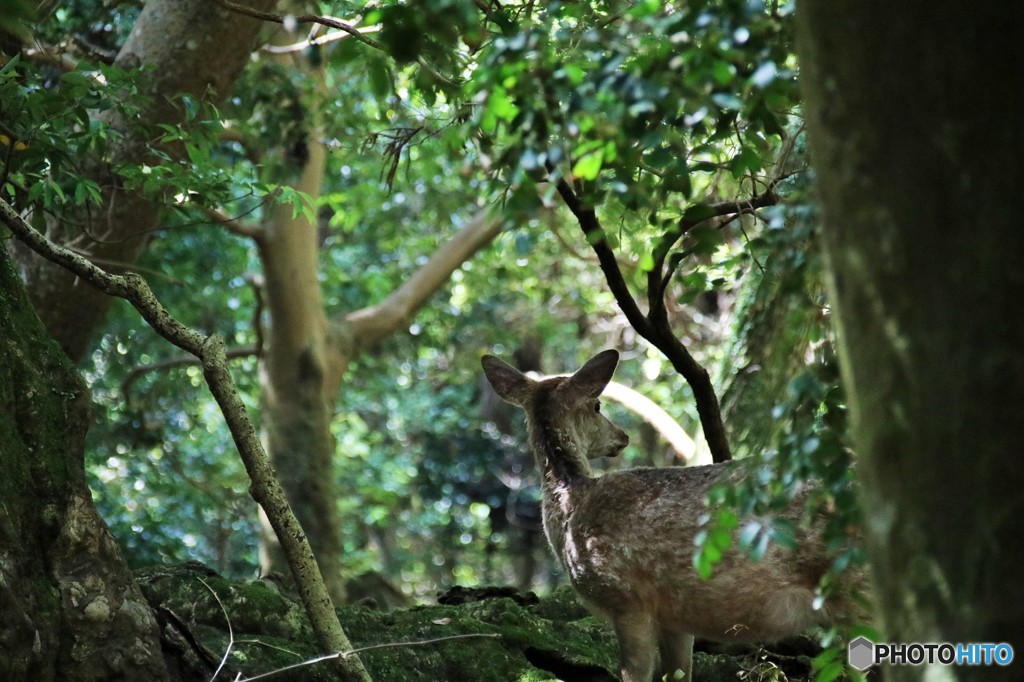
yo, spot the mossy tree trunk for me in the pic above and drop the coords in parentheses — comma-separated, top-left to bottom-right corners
(797, 2, 1024, 674)
(0, 244, 168, 680)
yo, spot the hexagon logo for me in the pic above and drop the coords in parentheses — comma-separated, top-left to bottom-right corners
(848, 636, 876, 671)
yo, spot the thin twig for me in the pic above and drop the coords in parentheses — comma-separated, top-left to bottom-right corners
(239, 634, 501, 682)
(198, 578, 235, 682)
(211, 0, 385, 51)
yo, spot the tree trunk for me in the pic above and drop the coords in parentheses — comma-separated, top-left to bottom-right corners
(14, 0, 277, 361)
(0, 241, 168, 680)
(796, 2, 1024, 674)
(255, 94, 349, 599)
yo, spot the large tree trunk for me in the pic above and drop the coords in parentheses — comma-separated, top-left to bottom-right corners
(14, 0, 277, 361)
(796, 2, 1024, 674)
(0, 240, 168, 680)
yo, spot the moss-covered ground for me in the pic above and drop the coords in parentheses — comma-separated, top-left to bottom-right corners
(136, 562, 817, 681)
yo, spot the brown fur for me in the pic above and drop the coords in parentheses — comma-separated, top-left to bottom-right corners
(482, 350, 856, 682)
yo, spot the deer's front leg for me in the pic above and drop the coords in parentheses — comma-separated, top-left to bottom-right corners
(658, 629, 694, 680)
(613, 612, 659, 682)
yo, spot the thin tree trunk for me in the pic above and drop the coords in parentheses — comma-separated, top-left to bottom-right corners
(797, 2, 1024, 675)
(256, 111, 348, 599)
(256, 201, 505, 599)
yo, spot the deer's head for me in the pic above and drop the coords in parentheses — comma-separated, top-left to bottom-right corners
(482, 350, 629, 461)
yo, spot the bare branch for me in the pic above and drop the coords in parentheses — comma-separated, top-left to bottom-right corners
(201, 204, 265, 240)
(121, 344, 260, 403)
(553, 179, 734, 463)
(211, 0, 386, 52)
(198, 578, 235, 682)
(263, 25, 382, 54)
(344, 209, 505, 351)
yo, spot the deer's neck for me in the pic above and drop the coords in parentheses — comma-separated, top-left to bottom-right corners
(532, 429, 590, 486)
(528, 418, 595, 572)
(529, 413, 593, 487)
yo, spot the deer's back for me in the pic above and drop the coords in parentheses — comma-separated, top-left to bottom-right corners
(548, 464, 836, 642)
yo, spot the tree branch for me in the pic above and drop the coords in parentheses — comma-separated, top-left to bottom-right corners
(201, 204, 265, 240)
(263, 25, 382, 54)
(211, 0, 386, 52)
(343, 209, 505, 351)
(553, 180, 736, 463)
(121, 344, 260, 403)
(647, 186, 782, 312)
(554, 180, 654, 338)
(0, 198, 371, 682)
(211, 0, 459, 88)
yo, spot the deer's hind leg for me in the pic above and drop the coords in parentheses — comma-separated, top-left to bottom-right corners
(657, 628, 694, 680)
(612, 612, 659, 682)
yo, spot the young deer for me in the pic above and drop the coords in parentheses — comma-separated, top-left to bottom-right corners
(482, 350, 854, 682)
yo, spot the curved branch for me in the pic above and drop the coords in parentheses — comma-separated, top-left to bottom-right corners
(554, 179, 653, 338)
(647, 186, 781, 311)
(554, 179, 734, 463)
(343, 209, 505, 351)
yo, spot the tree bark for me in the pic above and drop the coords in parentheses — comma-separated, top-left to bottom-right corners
(0, 237, 168, 681)
(796, 2, 1024, 673)
(255, 89, 349, 597)
(14, 0, 278, 361)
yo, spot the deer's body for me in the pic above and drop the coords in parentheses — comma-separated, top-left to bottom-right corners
(483, 350, 852, 682)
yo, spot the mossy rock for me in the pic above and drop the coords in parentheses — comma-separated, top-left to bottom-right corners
(136, 562, 816, 681)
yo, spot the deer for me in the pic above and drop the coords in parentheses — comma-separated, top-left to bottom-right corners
(482, 349, 859, 682)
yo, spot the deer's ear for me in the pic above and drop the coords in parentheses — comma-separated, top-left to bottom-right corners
(570, 349, 619, 399)
(482, 355, 534, 407)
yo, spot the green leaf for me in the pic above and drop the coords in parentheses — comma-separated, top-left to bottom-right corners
(571, 147, 604, 180)
(367, 56, 392, 98)
(709, 527, 733, 552)
(689, 225, 725, 257)
(729, 146, 763, 179)
(486, 88, 519, 123)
